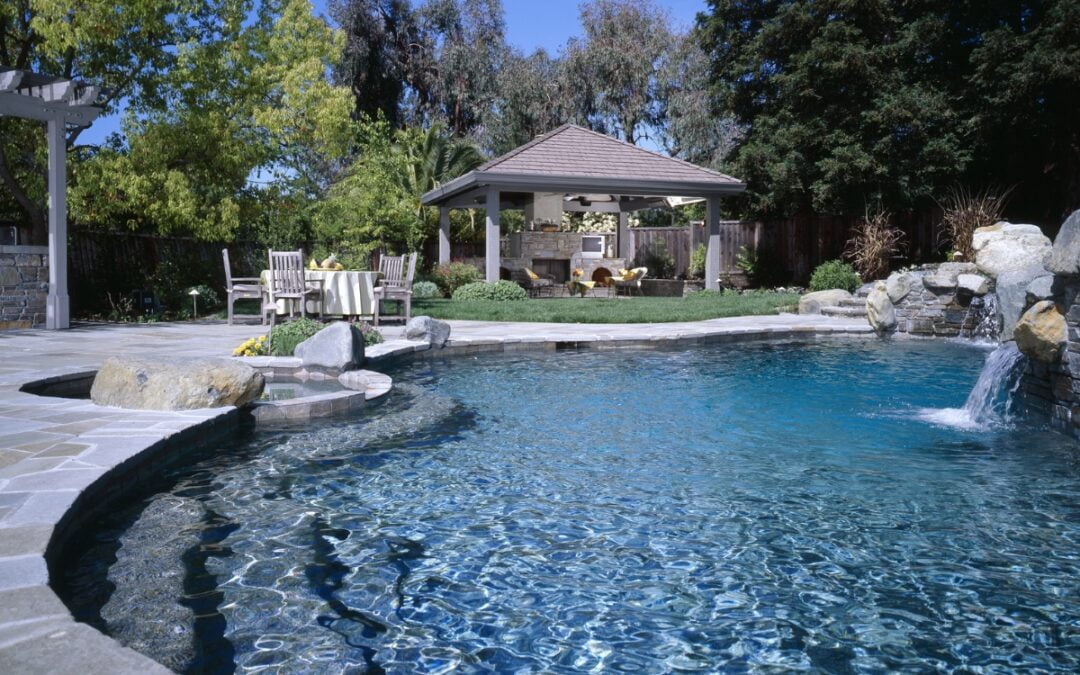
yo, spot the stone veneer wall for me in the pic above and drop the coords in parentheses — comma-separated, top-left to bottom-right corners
(1017, 277, 1080, 435)
(0, 245, 48, 330)
(887, 263, 994, 338)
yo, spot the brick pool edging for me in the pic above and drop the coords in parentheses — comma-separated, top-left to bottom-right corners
(0, 317, 873, 673)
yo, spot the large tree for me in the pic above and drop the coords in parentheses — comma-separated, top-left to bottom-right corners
(0, 0, 238, 242)
(2, 0, 353, 243)
(563, 0, 673, 144)
(69, 0, 354, 241)
(698, 0, 1080, 222)
(698, 0, 973, 218)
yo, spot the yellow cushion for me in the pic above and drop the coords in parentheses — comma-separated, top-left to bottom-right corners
(618, 268, 632, 277)
(525, 268, 540, 280)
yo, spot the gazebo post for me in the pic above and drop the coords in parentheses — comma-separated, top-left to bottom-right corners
(617, 212, 630, 259)
(438, 207, 451, 265)
(485, 187, 500, 282)
(705, 196, 721, 291)
(45, 116, 69, 329)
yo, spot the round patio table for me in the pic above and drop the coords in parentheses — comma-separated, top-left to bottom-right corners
(260, 269, 379, 317)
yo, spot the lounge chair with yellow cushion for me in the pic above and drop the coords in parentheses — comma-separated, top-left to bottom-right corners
(611, 267, 648, 297)
(514, 267, 555, 297)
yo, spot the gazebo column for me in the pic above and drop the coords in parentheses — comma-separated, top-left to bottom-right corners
(705, 196, 721, 291)
(46, 117, 69, 329)
(438, 207, 451, 265)
(617, 212, 630, 258)
(485, 187, 500, 282)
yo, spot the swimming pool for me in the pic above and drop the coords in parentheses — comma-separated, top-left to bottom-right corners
(61, 339, 1080, 672)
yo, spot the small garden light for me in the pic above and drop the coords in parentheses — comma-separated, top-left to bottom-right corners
(189, 288, 200, 318)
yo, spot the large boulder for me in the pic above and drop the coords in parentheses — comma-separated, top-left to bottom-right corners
(1047, 209, 1080, 275)
(972, 222, 1051, 278)
(923, 262, 978, 292)
(1014, 301, 1066, 363)
(866, 281, 897, 332)
(996, 264, 1047, 341)
(798, 289, 852, 315)
(1025, 274, 1056, 305)
(91, 357, 264, 410)
(957, 273, 991, 296)
(405, 315, 452, 347)
(885, 272, 912, 303)
(294, 321, 365, 370)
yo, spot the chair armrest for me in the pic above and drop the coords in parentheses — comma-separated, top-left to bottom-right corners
(232, 277, 262, 283)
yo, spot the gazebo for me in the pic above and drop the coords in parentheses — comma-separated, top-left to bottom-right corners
(421, 124, 746, 289)
(0, 69, 103, 329)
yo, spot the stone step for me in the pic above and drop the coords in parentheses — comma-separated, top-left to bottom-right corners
(821, 305, 869, 318)
(837, 298, 867, 308)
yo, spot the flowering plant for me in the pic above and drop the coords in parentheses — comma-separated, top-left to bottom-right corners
(233, 335, 268, 357)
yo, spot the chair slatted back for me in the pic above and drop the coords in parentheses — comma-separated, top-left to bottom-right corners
(379, 254, 406, 288)
(268, 249, 306, 298)
(222, 248, 235, 288)
(404, 252, 417, 287)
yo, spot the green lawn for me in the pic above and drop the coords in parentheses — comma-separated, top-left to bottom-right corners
(412, 291, 799, 323)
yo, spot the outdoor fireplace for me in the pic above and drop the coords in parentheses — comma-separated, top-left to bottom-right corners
(532, 258, 571, 283)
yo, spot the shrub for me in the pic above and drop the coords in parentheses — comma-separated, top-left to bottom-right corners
(432, 262, 482, 296)
(268, 318, 324, 356)
(809, 260, 861, 293)
(452, 280, 528, 301)
(633, 239, 675, 279)
(736, 245, 789, 287)
(354, 321, 384, 346)
(843, 208, 905, 281)
(412, 280, 442, 298)
(936, 185, 1013, 261)
(688, 243, 707, 279)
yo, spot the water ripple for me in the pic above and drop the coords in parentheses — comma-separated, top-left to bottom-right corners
(61, 339, 1080, 673)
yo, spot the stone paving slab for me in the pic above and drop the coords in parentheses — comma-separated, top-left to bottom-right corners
(0, 313, 869, 672)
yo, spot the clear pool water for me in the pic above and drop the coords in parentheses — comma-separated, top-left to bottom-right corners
(62, 339, 1080, 673)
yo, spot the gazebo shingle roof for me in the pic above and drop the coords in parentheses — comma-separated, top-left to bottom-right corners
(476, 124, 742, 185)
(422, 123, 745, 207)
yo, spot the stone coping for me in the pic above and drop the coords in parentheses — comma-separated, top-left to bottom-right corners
(0, 314, 871, 673)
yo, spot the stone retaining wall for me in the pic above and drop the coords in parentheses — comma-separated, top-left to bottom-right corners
(886, 263, 994, 338)
(1017, 277, 1080, 434)
(0, 245, 48, 330)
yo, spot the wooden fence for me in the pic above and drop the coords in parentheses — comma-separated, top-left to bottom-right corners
(626, 222, 759, 278)
(68, 230, 261, 315)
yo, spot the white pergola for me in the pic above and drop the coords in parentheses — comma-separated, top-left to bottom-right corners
(0, 68, 103, 329)
(422, 124, 747, 288)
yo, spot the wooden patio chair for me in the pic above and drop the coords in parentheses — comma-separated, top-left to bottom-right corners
(262, 249, 322, 335)
(374, 252, 417, 326)
(222, 248, 264, 325)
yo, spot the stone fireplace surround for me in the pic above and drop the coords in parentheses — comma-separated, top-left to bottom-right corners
(503, 231, 626, 284)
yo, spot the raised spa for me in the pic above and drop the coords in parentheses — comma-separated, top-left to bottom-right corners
(59, 340, 1080, 672)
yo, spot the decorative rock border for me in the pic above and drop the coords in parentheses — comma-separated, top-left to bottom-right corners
(0, 316, 872, 673)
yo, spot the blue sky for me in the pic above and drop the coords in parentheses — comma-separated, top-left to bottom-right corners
(79, 0, 708, 145)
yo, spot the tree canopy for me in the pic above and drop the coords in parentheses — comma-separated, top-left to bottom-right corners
(697, 0, 1080, 222)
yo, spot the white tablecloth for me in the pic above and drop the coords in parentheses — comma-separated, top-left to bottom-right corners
(261, 270, 379, 317)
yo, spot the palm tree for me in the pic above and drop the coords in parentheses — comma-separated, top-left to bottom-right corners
(393, 124, 485, 217)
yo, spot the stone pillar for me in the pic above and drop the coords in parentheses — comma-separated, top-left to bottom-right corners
(438, 207, 451, 265)
(617, 212, 630, 259)
(46, 117, 69, 329)
(485, 187, 500, 282)
(705, 196, 721, 291)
